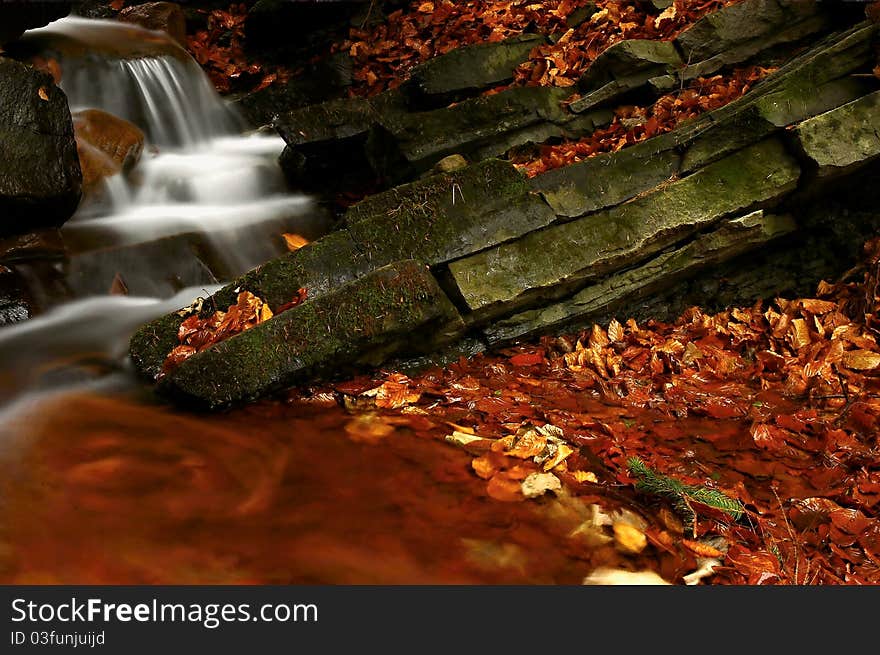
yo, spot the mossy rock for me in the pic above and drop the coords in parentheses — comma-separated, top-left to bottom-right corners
(530, 144, 681, 218)
(579, 39, 682, 91)
(483, 210, 796, 345)
(129, 229, 372, 380)
(157, 260, 465, 409)
(794, 90, 880, 177)
(448, 138, 801, 319)
(344, 158, 556, 266)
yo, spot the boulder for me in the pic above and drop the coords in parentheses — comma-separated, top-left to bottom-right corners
(0, 2, 71, 45)
(155, 260, 465, 409)
(793, 90, 880, 178)
(0, 57, 82, 237)
(448, 138, 801, 319)
(117, 2, 186, 46)
(72, 108, 145, 197)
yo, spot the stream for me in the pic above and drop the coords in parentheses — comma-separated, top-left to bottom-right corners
(0, 16, 600, 584)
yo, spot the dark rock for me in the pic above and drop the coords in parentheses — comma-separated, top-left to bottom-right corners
(0, 265, 33, 325)
(448, 138, 801, 319)
(405, 34, 545, 107)
(155, 260, 465, 409)
(117, 2, 186, 45)
(0, 57, 82, 237)
(0, 230, 66, 264)
(245, 0, 361, 49)
(0, 2, 71, 45)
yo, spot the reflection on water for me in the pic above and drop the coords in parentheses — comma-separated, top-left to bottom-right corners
(0, 392, 597, 584)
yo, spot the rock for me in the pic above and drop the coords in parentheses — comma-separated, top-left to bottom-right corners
(0, 265, 33, 325)
(0, 2, 71, 45)
(64, 234, 219, 299)
(117, 2, 186, 46)
(482, 211, 797, 345)
(579, 39, 682, 91)
(529, 142, 681, 218)
(431, 154, 469, 175)
(129, 229, 373, 379)
(0, 57, 82, 237)
(448, 138, 800, 319)
(0, 230, 65, 264)
(569, 39, 682, 113)
(344, 158, 557, 267)
(155, 260, 465, 409)
(794, 90, 880, 178)
(406, 34, 545, 107)
(675, 0, 830, 80)
(72, 109, 145, 198)
(275, 92, 405, 193)
(380, 86, 580, 173)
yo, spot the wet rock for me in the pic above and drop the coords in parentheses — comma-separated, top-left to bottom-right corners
(344, 158, 557, 267)
(156, 260, 465, 409)
(529, 142, 681, 218)
(794, 90, 880, 178)
(117, 2, 186, 45)
(72, 108, 145, 198)
(448, 138, 800, 319)
(483, 211, 797, 345)
(0, 230, 66, 264)
(0, 265, 33, 326)
(405, 34, 545, 107)
(0, 57, 82, 237)
(0, 2, 71, 45)
(64, 234, 218, 299)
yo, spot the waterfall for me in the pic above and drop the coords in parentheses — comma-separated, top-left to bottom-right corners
(17, 16, 325, 286)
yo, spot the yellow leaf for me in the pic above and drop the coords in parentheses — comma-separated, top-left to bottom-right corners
(282, 233, 308, 251)
(258, 303, 273, 322)
(613, 522, 648, 555)
(842, 349, 880, 371)
(572, 470, 598, 484)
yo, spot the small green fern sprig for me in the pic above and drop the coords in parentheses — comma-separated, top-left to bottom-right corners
(626, 457, 744, 527)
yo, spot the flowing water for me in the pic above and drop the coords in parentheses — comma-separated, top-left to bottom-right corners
(0, 17, 602, 584)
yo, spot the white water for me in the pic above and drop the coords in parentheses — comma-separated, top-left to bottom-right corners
(21, 16, 322, 283)
(0, 17, 324, 411)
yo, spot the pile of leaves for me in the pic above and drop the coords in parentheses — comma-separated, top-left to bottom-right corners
(161, 287, 308, 377)
(301, 237, 880, 584)
(186, 2, 287, 94)
(510, 64, 774, 176)
(337, 0, 741, 97)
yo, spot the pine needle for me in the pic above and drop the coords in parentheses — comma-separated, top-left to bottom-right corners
(626, 457, 744, 528)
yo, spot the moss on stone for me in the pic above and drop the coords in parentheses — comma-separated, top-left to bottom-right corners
(449, 138, 801, 318)
(158, 260, 465, 409)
